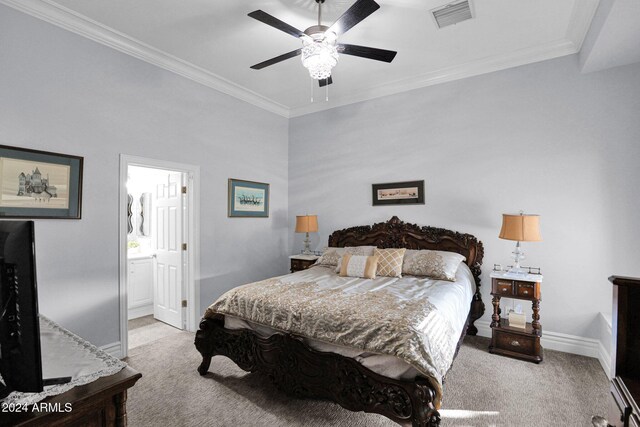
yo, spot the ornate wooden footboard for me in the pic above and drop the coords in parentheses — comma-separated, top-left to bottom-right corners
(196, 314, 441, 426)
(195, 217, 484, 427)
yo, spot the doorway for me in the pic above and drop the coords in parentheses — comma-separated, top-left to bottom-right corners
(119, 155, 200, 358)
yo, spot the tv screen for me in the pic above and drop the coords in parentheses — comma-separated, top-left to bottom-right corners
(0, 220, 42, 395)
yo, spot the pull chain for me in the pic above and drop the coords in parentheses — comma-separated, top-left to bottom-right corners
(310, 77, 314, 103)
(326, 81, 329, 102)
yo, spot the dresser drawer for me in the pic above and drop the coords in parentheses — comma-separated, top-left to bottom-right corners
(516, 282, 535, 298)
(290, 257, 317, 272)
(291, 259, 303, 271)
(494, 280, 514, 296)
(494, 330, 536, 355)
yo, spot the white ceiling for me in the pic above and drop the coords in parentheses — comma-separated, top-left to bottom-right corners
(2, 0, 601, 117)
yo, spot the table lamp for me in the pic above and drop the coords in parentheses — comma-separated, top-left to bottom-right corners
(499, 212, 542, 275)
(295, 215, 318, 255)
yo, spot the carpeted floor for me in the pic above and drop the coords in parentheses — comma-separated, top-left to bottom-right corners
(128, 316, 182, 350)
(125, 332, 608, 426)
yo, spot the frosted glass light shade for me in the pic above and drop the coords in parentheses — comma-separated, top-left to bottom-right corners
(295, 215, 318, 233)
(499, 213, 542, 242)
(301, 39, 338, 80)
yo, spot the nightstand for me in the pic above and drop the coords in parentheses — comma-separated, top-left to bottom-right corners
(289, 255, 319, 273)
(489, 271, 543, 363)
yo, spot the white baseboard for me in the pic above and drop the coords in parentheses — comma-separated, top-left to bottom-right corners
(128, 304, 153, 320)
(475, 320, 602, 359)
(598, 341, 612, 379)
(597, 312, 613, 379)
(100, 341, 123, 359)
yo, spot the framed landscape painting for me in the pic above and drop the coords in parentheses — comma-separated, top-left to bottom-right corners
(372, 180, 425, 206)
(0, 145, 83, 219)
(228, 178, 269, 218)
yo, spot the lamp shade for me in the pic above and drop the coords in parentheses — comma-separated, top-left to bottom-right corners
(499, 213, 542, 242)
(295, 215, 318, 233)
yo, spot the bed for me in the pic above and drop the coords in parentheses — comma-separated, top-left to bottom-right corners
(195, 216, 484, 427)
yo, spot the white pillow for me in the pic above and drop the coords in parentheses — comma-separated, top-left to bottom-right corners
(402, 249, 466, 281)
(338, 254, 379, 279)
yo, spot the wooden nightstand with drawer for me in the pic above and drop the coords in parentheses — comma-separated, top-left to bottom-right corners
(289, 255, 319, 273)
(489, 271, 543, 363)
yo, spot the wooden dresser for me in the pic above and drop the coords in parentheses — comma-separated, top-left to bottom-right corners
(608, 275, 640, 427)
(2, 366, 141, 426)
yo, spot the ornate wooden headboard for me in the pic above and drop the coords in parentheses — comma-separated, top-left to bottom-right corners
(328, 216, 484, 289)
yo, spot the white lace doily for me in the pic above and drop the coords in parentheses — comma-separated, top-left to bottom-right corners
(1, 315, 126, 405)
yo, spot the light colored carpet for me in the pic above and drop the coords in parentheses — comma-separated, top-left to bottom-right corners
(129, 315, 159, 331)
(128, 317, 182, 350)
(125, 332, 608, 426)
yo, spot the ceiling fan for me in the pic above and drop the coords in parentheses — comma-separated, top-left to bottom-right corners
(248, 0, 397, 87)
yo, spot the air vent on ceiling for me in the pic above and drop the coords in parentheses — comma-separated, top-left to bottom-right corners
(431, 0, 473, 29)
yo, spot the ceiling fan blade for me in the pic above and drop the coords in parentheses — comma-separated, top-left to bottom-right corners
(338, 44, 397, 63)
(250, 49, 302, 70)
(327, 0, 380, 36)
(248, 10, 309, 40)
(318, 76, 333, 87)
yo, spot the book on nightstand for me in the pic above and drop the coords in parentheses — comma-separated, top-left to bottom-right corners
(508, 311, 526, 329)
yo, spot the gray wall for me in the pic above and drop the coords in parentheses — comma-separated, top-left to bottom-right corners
(289, 55, 640, 339)
(0, 5, 289, 347)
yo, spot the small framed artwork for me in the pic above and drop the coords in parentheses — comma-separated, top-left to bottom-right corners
(372, 180, 425, 206)
(228, 178, 270, 218)
(0, 145, 83, 219)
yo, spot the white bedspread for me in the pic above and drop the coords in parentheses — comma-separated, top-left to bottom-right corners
(225, 263, 475, 381)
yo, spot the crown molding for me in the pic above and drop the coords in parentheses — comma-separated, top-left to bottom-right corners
(288, 38, 579, 117)
(1, 0, 598, 119)
(565, 0, 600, 52)
(0, 0, 291, 118)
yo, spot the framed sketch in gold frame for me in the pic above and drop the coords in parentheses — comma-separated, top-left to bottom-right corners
(0, 145, 83, 219)
(372, 180, 424, 206)
(228, 178, 270, 217)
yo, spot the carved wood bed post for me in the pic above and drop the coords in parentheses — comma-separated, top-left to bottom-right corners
(195, 217, 484, 427)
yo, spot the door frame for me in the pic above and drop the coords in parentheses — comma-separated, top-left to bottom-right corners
(118, 154, 200, 358)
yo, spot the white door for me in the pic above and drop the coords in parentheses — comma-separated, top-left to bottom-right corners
(153, 171, 183, 329)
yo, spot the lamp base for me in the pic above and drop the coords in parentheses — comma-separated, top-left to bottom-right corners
(301, 232, 312, 255)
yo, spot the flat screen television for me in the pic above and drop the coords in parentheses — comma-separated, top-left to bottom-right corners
(0, 220, 43, 397)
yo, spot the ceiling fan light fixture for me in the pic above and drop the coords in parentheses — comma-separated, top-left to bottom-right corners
(301, 37, 339, 80)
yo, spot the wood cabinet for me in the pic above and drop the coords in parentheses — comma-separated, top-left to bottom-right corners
(127, 256, 154, 319)
(607, 276, 640, 427)
(489, 272, 543, 363)
(289, 255, 319, 273)
(4, 367, 141, 427)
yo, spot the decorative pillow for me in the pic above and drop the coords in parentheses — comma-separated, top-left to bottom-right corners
(402, 249, 466, 281)
(338, 254, 379, 279)
(315, 246, 376, 268)
(374, 248, 406, 277)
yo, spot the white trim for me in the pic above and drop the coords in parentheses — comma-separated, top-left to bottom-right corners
(476, 320, 602, 360)
(1, 0, 598, 118)
(565, 0, 601, 52)
(100, 342, 122, 359)
(598, 341, 612, 379)
(0, 0, 289, 118)
(288, 39, 578, 117)
(128, 304, 154, 320)
(118, 154, 200, 358)
(597, 311, 613, 379)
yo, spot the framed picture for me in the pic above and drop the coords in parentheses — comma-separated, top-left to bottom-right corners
(0, 145, 83, 219)
(228, 178, 269, 218)
(372, 180, 424, 206)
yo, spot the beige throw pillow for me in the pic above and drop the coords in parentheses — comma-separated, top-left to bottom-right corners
(315, 246, 376, 268)
(374, 248, 406, 277)
(402, 249, 466, 281)
(338, 254, 379, 279)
